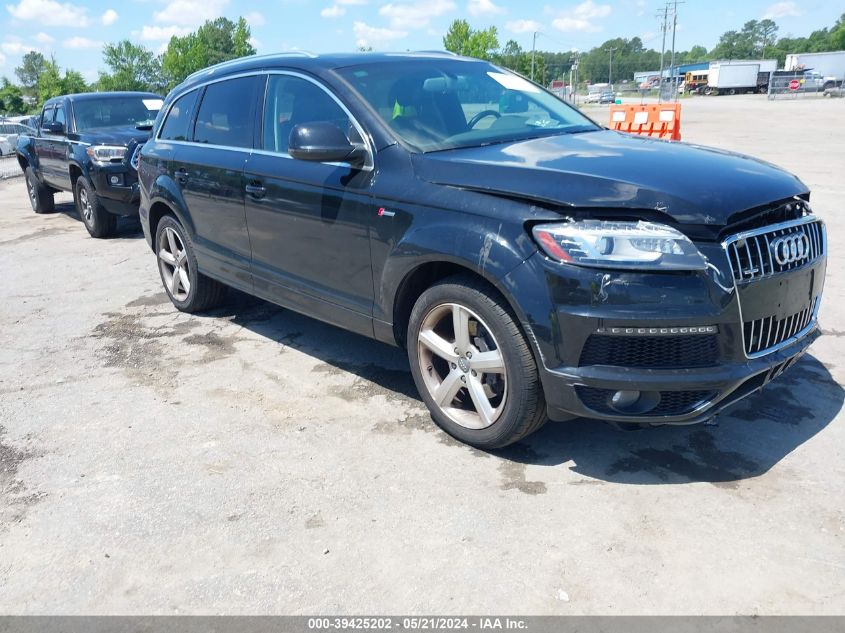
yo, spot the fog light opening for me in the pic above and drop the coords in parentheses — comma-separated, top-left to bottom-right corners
(608, 389, 660, 414)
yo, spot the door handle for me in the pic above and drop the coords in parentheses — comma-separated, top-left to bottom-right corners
(175, 168, 188, 185)
(245, 182, 267, 199)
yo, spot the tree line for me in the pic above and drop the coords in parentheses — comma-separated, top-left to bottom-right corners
(2, 12, 844, 115)
(443, 13, 845, 86)
(0, 16, 255, 115)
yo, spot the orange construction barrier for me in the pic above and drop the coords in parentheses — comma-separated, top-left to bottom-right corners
(608, 103, 682, 141)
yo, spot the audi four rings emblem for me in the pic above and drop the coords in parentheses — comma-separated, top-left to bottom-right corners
(771, 232, 810, 266)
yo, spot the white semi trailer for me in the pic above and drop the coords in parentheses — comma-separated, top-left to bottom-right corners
(785, 51, 845, 89)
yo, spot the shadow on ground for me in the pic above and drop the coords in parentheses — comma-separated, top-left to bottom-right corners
(54, 200, 143, 239)
(153, 283, 844, 487)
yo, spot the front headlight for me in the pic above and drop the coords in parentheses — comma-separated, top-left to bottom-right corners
(532, 220, 707, 271)
(86, 145, 127, 164)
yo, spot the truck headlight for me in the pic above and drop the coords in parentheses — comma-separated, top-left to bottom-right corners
(532, 220, 707, 271)
(86, 145, 127, 164)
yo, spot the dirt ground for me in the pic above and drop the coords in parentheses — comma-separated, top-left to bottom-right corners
(1, 94, 843, 615)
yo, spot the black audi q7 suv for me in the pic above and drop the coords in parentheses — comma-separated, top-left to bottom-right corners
(138, 52, 826, 449)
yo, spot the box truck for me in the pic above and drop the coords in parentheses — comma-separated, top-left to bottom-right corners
(705, 60, 777, 95)
(785, 51, 845, 90)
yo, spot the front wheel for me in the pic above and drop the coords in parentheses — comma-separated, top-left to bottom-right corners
(76, 178, 116, 238)
(407, 276, 547, 449)
(155, 215, 226, 313)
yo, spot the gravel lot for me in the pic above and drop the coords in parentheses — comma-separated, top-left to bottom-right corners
(1, 95, 844, 615)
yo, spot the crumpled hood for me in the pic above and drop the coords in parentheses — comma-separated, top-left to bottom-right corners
(77, 126, 152, 147)
(412, 130, 808, 228)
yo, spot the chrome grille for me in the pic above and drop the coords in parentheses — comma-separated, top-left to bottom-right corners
(725, 217, 825, 282)
(743, 298, 818, 356)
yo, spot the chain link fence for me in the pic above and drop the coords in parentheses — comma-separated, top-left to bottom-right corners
(0, 155, 22, 180)
(767, 71, 828, 100)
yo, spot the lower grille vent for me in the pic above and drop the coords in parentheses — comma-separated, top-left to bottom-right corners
(576, 387, 715, 417)
(743, 298, 817, 356)
(579, 334, 719, 368)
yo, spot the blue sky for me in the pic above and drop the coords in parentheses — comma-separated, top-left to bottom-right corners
(1, 0, 842, 83)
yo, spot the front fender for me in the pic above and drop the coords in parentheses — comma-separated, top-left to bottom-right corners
(375, 214, 536, 330)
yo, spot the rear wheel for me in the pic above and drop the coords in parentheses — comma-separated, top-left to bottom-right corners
(407, 276, 546, 449)
(25, 166, 54, 214)
(155, 215, 226, 313)
(76, 178, 116, 238)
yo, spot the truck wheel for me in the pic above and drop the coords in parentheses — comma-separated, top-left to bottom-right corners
(728, 88, 736, 95)
(407, 275, 547, 449)
(155, 215, 227, 313)
(25, 166, 54, 214)
(75, 178, 116, 238)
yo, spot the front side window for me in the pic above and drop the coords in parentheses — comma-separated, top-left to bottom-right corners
(159, 89, 199, 142)
(40, 107, 54, 129)
(194, 76, 259, 148)
(73, 97, 162, 132)
(54, 106, 66, 128)
(262, 75, 357, 155)
(336, 60, 599, 152)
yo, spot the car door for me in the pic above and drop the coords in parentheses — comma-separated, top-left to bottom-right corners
(173, 75, 260, 288)
(42, 104, 71, 189)
(243, 72, 376, 336)
(32, 105, 54, 180)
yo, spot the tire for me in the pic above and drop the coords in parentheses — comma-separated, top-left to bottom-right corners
(155, 215, 226, 313)
(25, 166, 54, 214)
(407, 275, 547, 449)
(75, 177, 117, 238)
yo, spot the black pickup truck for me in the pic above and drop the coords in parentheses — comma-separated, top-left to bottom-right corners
(16, 91, 163, 238)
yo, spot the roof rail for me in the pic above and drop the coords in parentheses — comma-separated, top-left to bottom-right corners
(183, 51, 319, 83)
(413, 50, 459, 56)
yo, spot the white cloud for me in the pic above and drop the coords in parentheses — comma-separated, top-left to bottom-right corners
(549, 0, 611, 33)
(34, 32, 53, 43)
(6, 0, 88, 26)
(244, 11, 265, 26)
(101, 9, 118, 25)
(352, 20, 407, 48)
(468, 0, 503, 16)
(153, 0, 228, 27)
(1, 40, 30, 55)
(762, 1, 802, 19)
(379, 0, 455, 29)
(0, 52, 6, 66)
(138, 24, 193, 41)
(63, 36, 103, 49)
(321, 5, 345, 18)
(505, 19, 542, 34)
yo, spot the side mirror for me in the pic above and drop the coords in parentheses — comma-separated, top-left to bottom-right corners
(288, 122, 366, 166)
(42, 121, 64, 135)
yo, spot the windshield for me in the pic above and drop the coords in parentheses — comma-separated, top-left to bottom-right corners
(336, 59, 599, 152)
(73, 97, 163, 132)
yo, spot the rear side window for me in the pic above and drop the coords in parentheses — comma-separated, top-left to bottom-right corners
(194, 76, 259, 148)
(159, 89, 199, 142)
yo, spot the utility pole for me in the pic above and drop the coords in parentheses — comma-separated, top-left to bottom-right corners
(531, 31, 538, 81)
(607, 46, 617, 89)
(669, 1, 685, 101)
(657, 3, 669, 103)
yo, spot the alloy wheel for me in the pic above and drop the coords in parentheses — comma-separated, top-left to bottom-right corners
(79, 187, 93, 223)
(158, 226, 191, 301)
(27, 176, 36, 207)
(416, 302, 507, 430)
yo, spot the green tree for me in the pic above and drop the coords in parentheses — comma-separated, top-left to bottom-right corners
(0, 78, 25, 114)
(14, 51, 48, 101)
(35, 58, 88, 104)
(443, 19, 499, 60)
(758, 19, 779, 58)
(161, 16, 256, 88)
(99, 40, 164, 92)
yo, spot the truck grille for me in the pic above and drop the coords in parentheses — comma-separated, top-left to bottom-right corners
(725, 217, 825, 282)
(743, 297, 818, 356)
(579, 334, 719, 368)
